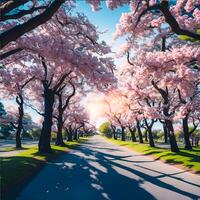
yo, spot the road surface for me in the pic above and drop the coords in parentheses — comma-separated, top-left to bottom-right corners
(16, 135, 200, 200)
(0, 139, 38, 151)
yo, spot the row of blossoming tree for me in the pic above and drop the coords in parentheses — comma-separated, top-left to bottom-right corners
(0, 1, 116, 153)
(0, 0, 200, 153)
(85, 0, 200, 152)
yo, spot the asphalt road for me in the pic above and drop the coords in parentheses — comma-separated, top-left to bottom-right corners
(16, 135, 200, 200)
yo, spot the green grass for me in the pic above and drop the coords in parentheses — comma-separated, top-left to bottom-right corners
(103, 137, 200, 173)
(0, 138, 88, 198)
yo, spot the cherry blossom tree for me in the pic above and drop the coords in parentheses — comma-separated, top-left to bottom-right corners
(107, 0, 200, 45)
(175, 86, 200, 149)
(0, 66, 34, 148)
(63, 105, 91, 141)
(121, 43, 200, 152)
(53, 80, 76, 146)
(0, 0, 70, 57)
(2, 9, 115, 153)
(86, 90, 130, 141)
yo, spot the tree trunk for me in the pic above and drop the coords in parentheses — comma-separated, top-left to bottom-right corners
(16, 126, 22, 148)
(39, 89, 54, 153)
(191, 138, 194, 146)
(79, 131, 83, 137)
(163, 123, 168, 143)
(56, 120, 65, 146)
(55, 109, 65, 146)
(165, 119, 179, 152)
(73, 129, 78, 140)
(67, 126, 73, 141)
(144, 130, 148, 142)
(121, 126, 125, 141)
(15, 95, 24, 148)
(136, 120, 143, 143)
(148, 129, 155, 147)
(111, 125, 117, 140)
(129, 127, 136, 142)
(182, 116, 192, 150)
(113, 131, 117, 140)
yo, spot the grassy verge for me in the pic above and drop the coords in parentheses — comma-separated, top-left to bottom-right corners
(0, 138, 88, 199)
(103, 137, 200, 173)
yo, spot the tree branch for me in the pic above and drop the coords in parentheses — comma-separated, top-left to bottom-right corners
(127, 51, 134, 66)
(0, 0, 28, 16)
(0, 0, 65, 49)
(21, 76, 35, 89)
(136, 1, 200, 41)
(53, 70, 72, 92)
(24, 102, 44, 116)
(0, 48, 23, 60)
(63, 81, 76, 111)
(0, 6, 47, 21)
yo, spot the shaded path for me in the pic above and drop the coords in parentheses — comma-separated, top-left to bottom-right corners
(16, 135, 200, 200)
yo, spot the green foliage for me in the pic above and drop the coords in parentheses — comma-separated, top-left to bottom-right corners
(0, 102, 6, 116)
(29, 128, 41, 140)
(0, 124, 14, 138)
(157, 131, 164, 140)
(135, 130, 139, 137)
(98, 122, 112, 137)
(51, 131, 56, 141)
(153, 130, 164, 140)
(189, 127, 200, 137)
(178, 29, 200, 42)
(50, 131, 68, 141)
(175, 130, 184, 141)
(0, 102, 14, 138)
(21, 130, 32, 139)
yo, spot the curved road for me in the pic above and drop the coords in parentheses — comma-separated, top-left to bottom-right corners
(16, 135, 200, 200)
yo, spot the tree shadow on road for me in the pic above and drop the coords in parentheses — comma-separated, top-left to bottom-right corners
(14, 143, 200, 200)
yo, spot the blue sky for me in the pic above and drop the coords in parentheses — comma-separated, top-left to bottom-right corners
(75, 1, 130, 46)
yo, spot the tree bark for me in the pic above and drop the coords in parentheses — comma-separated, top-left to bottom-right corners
(111, 125, 117, 140)
(73, 129, 78, 141)
(79, 131, 83, 137)
(67, 126, 73, 141)
(165, 119, 179, 152)
(144, 129, 148, 142)
(55, 96, 65, 146)
(136, 120, 143, 143)
(129, 127, 136, 142)
(182, 116, 192, 150)
(15, 95, 24, 148)
(148, 129, 155, 147)
(144, 119, 155, 147)
(16, 124, 22, 148)
(56, 118, 65, 146)
(163, 123, 168, 144)
(39, 89, 54, 153)
(121, 126, 126, 141)
(16, 120, 23, 148)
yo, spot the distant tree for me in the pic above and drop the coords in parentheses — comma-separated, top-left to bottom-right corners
(0, 102, 14, 138)
(98, 122, 112, 137)
(29, 128, 41, 140)
(21, 114, 39, 139)
(0, 102, 6, 116)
